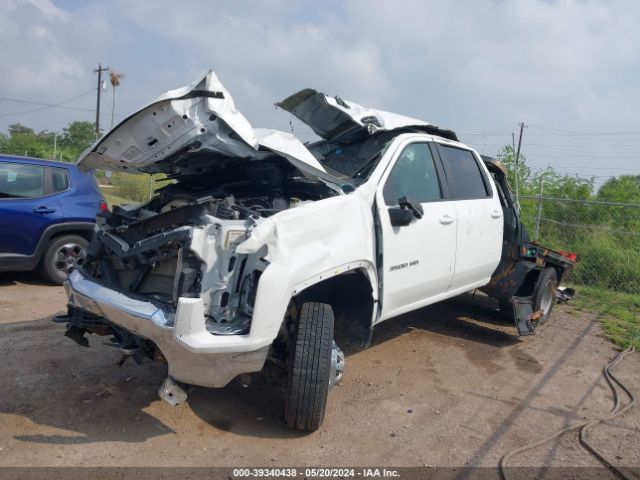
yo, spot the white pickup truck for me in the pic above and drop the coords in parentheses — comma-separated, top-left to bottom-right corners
(58, 70, 573, 431)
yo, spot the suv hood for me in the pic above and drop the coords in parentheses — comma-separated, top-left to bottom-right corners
(276, 89, 458, 143)
(77, 71, 338, 184)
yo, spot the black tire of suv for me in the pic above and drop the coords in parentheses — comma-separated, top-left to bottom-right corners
(39, 234, 89, 285)
(532, 267, 558, 328)
(285, 302, 334, 432)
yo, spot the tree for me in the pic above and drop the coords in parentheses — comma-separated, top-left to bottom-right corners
(8, 123, 34, 136)
(0, 121, 98, 161)
(496, 145, 531, 195)
(597, 175, 640, 203)
(1, 123, 47, 158)
(109, 71, 124, 128)
(596, 176, 640, 230)
(530, 168, 594, 200)
(60, 121, 97, 160)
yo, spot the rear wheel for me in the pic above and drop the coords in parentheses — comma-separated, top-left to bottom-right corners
(285, 302, 334, 432)
(532, 268, 558, 328)
(40, 234, 88, 285)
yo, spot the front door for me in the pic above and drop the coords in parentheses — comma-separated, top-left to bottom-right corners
(376, 141, 457, 322)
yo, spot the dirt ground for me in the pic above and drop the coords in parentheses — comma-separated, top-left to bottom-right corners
(0, 271, 638, 471)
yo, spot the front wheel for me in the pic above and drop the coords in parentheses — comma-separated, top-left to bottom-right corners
(285, 302, 334, 432)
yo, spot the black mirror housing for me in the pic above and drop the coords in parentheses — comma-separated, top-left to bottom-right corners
(388, 207, 414, 227)
(398, 196, 423, 219)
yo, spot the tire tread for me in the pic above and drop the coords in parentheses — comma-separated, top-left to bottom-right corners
(285, 302, 334, 431)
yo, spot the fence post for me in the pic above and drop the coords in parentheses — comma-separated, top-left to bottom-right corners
(148, 175, 154, 201)
(534, 180, 544, 241)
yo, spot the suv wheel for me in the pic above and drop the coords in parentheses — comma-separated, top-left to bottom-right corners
(40, 234, 89, 285)
(285, 302, 334, 432)
(532, 268, 558, 328)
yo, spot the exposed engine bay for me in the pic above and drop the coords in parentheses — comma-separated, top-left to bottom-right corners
(79, 158, 337, 336)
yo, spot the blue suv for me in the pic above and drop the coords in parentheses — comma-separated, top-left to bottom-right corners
(0, 155, 106, 284)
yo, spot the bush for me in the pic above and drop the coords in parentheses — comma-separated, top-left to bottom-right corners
(569, 232, 640, 294)
(110, 172, 171, 203)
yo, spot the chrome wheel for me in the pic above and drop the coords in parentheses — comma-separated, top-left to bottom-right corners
(329, 340, 345, 387)
(533, 268, 558, 329)
(540, 282, 554, 317)
(53, 242, 86, 274)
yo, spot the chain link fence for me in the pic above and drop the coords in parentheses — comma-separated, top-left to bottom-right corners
(519, 195, 640, 294)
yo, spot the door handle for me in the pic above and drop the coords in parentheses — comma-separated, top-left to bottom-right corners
(439, 215, 455, 225)
(33, 206, 56, 215)
(491, 210, 502, 219)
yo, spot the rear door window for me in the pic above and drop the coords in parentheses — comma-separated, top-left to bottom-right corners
(0, 162, 45, 199)
(437, 145, 491, 199)
(49, 167, 70, 193)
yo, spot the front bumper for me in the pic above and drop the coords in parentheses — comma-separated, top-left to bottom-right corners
(65, 270, 269, 388)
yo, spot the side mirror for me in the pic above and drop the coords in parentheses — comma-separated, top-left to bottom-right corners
(388, 207, 414, 227)
(398, 196, 423, 219)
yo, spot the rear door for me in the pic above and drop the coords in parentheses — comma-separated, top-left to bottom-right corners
(434, 144, 503, 290)
(0, 161, 63, 256)
(377, 140, 457, 321)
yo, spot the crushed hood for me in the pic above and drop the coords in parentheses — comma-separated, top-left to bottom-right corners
(276, 89, 458, 143)
(77, 71, 334, 183)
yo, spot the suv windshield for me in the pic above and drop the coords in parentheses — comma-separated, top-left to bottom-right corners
(308, 131, 399, 181)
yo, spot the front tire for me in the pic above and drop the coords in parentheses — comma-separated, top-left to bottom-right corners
(39, 234, 88, 285)
(285, 302, 334, 432)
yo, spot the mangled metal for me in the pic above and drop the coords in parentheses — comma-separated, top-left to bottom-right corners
(77, 71, 335, 183)
(277, 88, 459, 143)
(64, 71, 361, 397)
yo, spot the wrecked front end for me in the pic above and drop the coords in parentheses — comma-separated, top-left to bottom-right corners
(61, 158, 340, 389)
(59, 70, 344, 390)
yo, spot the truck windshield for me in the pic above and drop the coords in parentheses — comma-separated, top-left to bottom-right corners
(308, 131, 399, 181)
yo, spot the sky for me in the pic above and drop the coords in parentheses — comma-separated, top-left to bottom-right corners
(1, 0, 639, 184)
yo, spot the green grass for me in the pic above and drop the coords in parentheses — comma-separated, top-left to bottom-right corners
(570, 285, 640, 350)
(102, 191, 136, 208)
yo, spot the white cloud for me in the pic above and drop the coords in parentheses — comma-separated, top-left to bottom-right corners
(0, 0, 639, 177)
(0, 2, 81, 94)
(113, 0, 392, 125)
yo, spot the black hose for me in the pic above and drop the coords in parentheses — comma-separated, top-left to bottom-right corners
(579, 346, 636, 479)
(498, 344, 636, 480)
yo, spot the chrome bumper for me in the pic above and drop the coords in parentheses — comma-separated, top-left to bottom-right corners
(65, 270, 269, 388)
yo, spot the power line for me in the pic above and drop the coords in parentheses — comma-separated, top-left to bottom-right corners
(528, 124, 640, 135)
(463, 131, 640, 137)
(528, 132, 640, 137)
(523, 154, 640, 159)
(466, 142, 640, 148)
(527, 165, 640, 172)
(0, 89, 96, 117)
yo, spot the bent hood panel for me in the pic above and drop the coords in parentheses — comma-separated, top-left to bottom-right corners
(276, 89, 457, 143)
(77, 71, 330, 180)
(253, 128, 341, 185)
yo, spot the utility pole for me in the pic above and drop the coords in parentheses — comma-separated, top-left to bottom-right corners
(94, 63, 109, 138)
(511, 132, 518, 211)
(514, 122, 527, 212)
